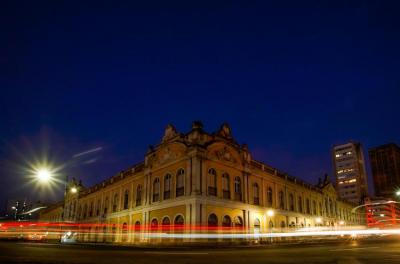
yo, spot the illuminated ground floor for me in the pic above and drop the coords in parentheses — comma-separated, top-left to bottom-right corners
(69, 197, 362, 244)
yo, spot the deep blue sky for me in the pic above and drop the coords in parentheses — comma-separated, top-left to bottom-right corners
(1, 1, 399, 207)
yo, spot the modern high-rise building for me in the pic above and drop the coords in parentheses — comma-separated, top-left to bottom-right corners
(333, 142, 368, 204)
(369, 143, 400, 198)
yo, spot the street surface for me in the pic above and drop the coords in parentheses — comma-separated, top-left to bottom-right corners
(0, 238, 399, 264)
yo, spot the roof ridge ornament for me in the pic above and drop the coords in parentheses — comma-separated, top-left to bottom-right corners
(162, 124, 178, 142)
(191, 120, 204, 130)
(217, 122, 232, 139)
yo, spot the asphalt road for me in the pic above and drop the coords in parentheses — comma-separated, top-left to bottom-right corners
(0, 238, 399, 264)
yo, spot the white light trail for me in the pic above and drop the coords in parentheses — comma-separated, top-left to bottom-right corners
(132, 228, 400, 239)
(72, 147, 102, 158)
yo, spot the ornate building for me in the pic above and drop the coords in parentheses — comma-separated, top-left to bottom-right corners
(40, 122, 363, 243)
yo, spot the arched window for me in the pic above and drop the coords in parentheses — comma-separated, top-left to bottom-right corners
(89, 201, 93, 217)
(208, 213, 218, 227)
(113, 193, 118, 212)
(234, 177, 242, 201)
(254, 218, 261, 229)
(313, 200, 317, 215)
(72, 201, 76, 218)
(298, 196, 303, 213)
(289, 193, 294, 211)
(253, 183, 259, 205)
(208, 168, 217, 196)
(153, 178, 160, 202)
(176, 169, 185, 197)
(77, 205, 82, 220)
(96, 200, 101, 216)
(306, 198, 310, 214)
(174, 215, 184, 225)
(164, 174, 171, 200)
(278, 191, 285, 209)
(233, 216, 243, 228)
(325, 198, 329, 216)
(123, 190, 129, 210)
(222, 173, 230, 199)
(267, 187, 273, 207)
(83, 204, 87, 219)
(103, 197, 108, 215)
(151, 218, 158, 230)
(121, 222, 128, 242)
(222, 215, 231, 227)
(136, 185, 142, 206)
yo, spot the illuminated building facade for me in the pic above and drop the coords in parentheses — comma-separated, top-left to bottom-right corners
(332, 142, 368, 204)
(369, 143, 400, 198)
(41, 122, 363, 243)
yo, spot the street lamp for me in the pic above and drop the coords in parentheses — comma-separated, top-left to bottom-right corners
(70, 187, 78, 194)
(36, 168, 53, 183)
(267, 209, 274, 217)
(396, 190, 400, 197)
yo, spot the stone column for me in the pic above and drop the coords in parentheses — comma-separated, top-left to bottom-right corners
(243, 171, 248, 203)
(188, 148, 204, 196)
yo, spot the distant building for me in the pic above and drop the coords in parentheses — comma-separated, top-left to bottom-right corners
(5, 199, 44, 221)
(6, 199, 29, 220)
(39, 202, 64, 223)
(365, 197, 400, 227)
(333, 142, 368, 204)
(369, 143, 400, 198)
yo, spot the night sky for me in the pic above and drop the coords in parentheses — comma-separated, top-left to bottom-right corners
(1, 1, 400, 207)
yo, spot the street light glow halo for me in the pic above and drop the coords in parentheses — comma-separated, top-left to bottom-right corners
(36, 168, 52, 182)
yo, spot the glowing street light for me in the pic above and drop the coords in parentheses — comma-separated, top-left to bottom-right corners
(267, 209, 274, 217)
(396, 190, 400, 196)
(70, 187, 78, 194)
(36, 168, 53, 183)
(316, 217, 322, 224)
(339, 220, 345, 225)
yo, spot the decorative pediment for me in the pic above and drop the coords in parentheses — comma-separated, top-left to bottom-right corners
(147, 144, 185, 167)
(212, 146, 238, 164)
(321, 182, 337, 195)
(162, 124, 178, 142)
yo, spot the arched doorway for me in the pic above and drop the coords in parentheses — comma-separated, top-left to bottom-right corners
(162, 217, 170, 231)
(111, 224, 117, 242)
(174, 215, 184, 231)
(208, 214, 218, 228)
(222, 215, 232, 228)
(151, 218, 158, 231)
(233, 216, 243, 228)
(121, 223, 128, 242)
(254, 218, 261, 233)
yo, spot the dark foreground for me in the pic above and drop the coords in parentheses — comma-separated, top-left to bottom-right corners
(1, 238, 400, 264)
